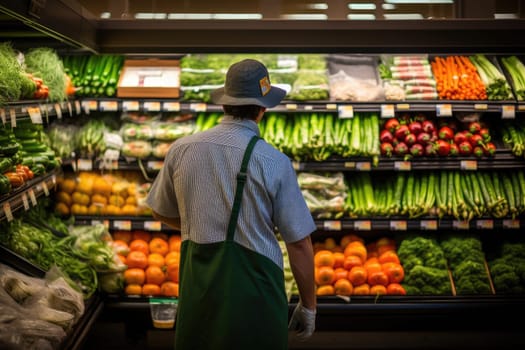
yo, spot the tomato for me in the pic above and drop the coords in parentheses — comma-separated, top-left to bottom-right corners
(387, 283, 407, 295)
(382, 262, 405, 284)
(468, 121, 481, 134)
(436, 139, 451, 156)
(380, 142, 394, 156)
(438, 126, 454, 141)
(483, 142, 496, 157)
(384, 118, 400, 133)
(380, 130, 394, 143)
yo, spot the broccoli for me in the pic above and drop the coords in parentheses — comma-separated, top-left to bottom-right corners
(500, 242, 525, 259)
(441, 236, 485, 267)
(398, 236, 448, 269)
(488, 253, 525, 294)
(454, 277, 492, 295)
(403, 265, 452, 295)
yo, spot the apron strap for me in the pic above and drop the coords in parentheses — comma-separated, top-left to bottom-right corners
(226, 135, 260, 242)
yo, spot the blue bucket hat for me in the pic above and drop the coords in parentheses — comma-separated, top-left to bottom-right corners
(211, 59, 286, 108)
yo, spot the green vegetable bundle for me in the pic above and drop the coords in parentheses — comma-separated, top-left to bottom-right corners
(24, 47, 67, 102)
(0, 42, 24, 105)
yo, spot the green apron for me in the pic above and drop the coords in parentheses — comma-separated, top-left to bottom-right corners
(175, 136, 288, 350)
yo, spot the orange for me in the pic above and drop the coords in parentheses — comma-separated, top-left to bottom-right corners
(169, 235, 182, 252)
(316, 284, 335, 296)
(332, 252, 345, 269)
(352, 283, 370, 295)
(314, 266, 335, 286)
(348, 266, 367, 286)
(386, 283, 407, 295)
(343, 241, 367, 262)
(146, 265, 166, 285)
(142, 283, 161, 296)
(125, 283, 143, 295)
(339, 234, 364, 249)
(124, 268, 146, 285)
(164, 251, 180, 266)
(152, 232, 169, 241)
(343, 255, 362, 271)
(129, 239, 150, 255)
(370, 284, 387, 295)
(382, 262, 405, 284)
(367, 270, 389, 286)
(314, 250, 335, 268)
(323, 237, 338, 251)
(160, 281, 179, 297)
(126, 251, 148, 269)
(149, 237, 169, 256)
(333, 267, 349, 282)
(334, 278, 353, 296)
(113, 231, 133, 244)
(133, 230, 152, 242)
(376, 237, 397, 256)
(378, 250, 400, 264)
(148, 253, 166, 268)
(166, 263, 180, 283)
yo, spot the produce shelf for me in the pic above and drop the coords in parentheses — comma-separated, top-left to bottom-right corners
(1, 98, 82, 124)
(73, 215, 178, 232)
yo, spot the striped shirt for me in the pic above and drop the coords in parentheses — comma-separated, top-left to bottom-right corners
(146, 114, 316, 269)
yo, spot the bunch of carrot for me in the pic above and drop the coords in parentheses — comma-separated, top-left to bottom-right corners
(431, 55, 487, 100)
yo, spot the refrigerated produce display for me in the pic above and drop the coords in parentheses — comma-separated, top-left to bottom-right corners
(1, 1, 525, 349)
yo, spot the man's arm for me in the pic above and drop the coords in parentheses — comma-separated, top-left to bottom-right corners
(152, 210, 182, 231)
(286, 235, 316, 310)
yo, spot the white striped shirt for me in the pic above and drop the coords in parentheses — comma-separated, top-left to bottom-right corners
(146, 114, 316, 269)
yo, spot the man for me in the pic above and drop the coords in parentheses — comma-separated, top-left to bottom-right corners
(146, 58, 316, 349)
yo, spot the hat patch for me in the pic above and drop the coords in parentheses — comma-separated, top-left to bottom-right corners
(259, 76, 271, 96)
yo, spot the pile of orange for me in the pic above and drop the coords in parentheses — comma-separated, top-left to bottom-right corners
(314, 234, 406, 296)
(112, 230, 181, 297)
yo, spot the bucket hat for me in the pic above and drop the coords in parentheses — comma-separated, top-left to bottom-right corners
(211, 59, 286, 108)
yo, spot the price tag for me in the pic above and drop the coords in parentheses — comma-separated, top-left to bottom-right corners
(42, 182, 49, 196)
(144, 101, 161, 112)
(91, 220, 110, 229)
(475, 219, 493, 229)
(27, 106, 43, 124)
(390, 220, 407, 231)
(74, 100, 81, 115)
(325, 103, 338, 110)
(420, 220, 438, 230)
(323, 220, 342, 231)
(285, 104, 297, 110)
(163, 102, 181, 112)
(291, 161, 303, 171)
(2, 203, 13, 221)
(502, 105, 515, 119)
(303, 105, 313, 111)
(77, 159, 93, 171)
(460, 160, 477, 171)
(82, 100, 97, 113)
(453, 220, 469, 230)
(338, 105, 354, 119)
(54, 103, 63, 119)
(122, 100, 140, 111)
(518, 104, 525, 111)
(66, 101, 73, 116)
(354, 220, 371, 231)
(394, 161, 411, 171)
(381, 104, 395, 118)
(343, 162, 356, 169)
(502, 219, 520, 229)
(0, 109, 5, 124)
(144, 221, 162, 231)
(436, 104, 452, 117)
(10, 108, 16, 127)
(474, 103, 488, 110)
(28, 188, 37, 206)
(396, 103, 410, 110)
(21, 193, 30, 211)
(114, 220, 132, 231)
(99, 100, 119, 112)
(51, 174, 57, 186)
(356, 162, 371, 171)
(147, 161, 164, 171)
(190, 103, 207, 112)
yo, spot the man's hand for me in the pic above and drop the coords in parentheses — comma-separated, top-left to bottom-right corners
(288, 301, 316, 341)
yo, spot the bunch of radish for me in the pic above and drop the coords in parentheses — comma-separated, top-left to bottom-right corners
(380, 113, 496, 158)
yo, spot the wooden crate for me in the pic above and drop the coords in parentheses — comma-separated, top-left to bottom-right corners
(117, 59, 180, 98)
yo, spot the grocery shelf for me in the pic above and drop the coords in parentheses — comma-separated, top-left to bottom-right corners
(1, 98, 82, 124)
(73, 215, 178, 232)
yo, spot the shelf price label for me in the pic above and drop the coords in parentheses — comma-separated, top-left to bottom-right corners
(21, 193, 30, 211)
(99, 100, 119, 112)
(27, 188, 37, 206)
(41, 182, 49, 196)
(122, 100, 140, 111)
(436, 104, 452, 117)
(390, 220, 407, 231)
(10, 108, 16, 127)
(285, 104, 297, 110)
(356, 162, 371, 171)
(144, 101, 161, 112)
(343, 161, 355, 169)
(54, 103, 63, 119)
(475, 219, 494, 229)
(452, 220, 470, 230)
(0, 109, 5, 124)
(190, 103, 207, 112)
(27, 106, 43, 124)
(381, 104, 395, 118)
(474, 103, 488, 110)
(147, 161, 164, 171)
(291, 161, 303, 171)
(303, 105, 313, 111)
(323, 220, 342, 231)
(501, 105, 515, 119)
(325, 103, 338, 110)
(163, 102, 180, 112)
(394, 161, 411, 171)
(420, 220, 438, 230)
(144, 221, 162, 231)
(91, 220, 110, 229)
(354, 220, 371, 231)
(82, 100, 98, 113)
(114, 220, 132, 231)
(502, 219, 520, 229)
(460, 160, 477, 171)
(396, 103, 410, 110)
(338, 105, 354, 119)
(2, 202, 13, 221)
(77, 159, 93, 171)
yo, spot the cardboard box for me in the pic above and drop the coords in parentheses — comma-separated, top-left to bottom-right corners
(117, 59, 180, 98)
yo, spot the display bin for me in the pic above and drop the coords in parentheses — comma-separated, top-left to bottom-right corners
(117, 59, 180, 99)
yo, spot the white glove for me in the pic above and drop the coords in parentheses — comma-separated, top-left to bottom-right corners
(288, 301, 316, 341)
